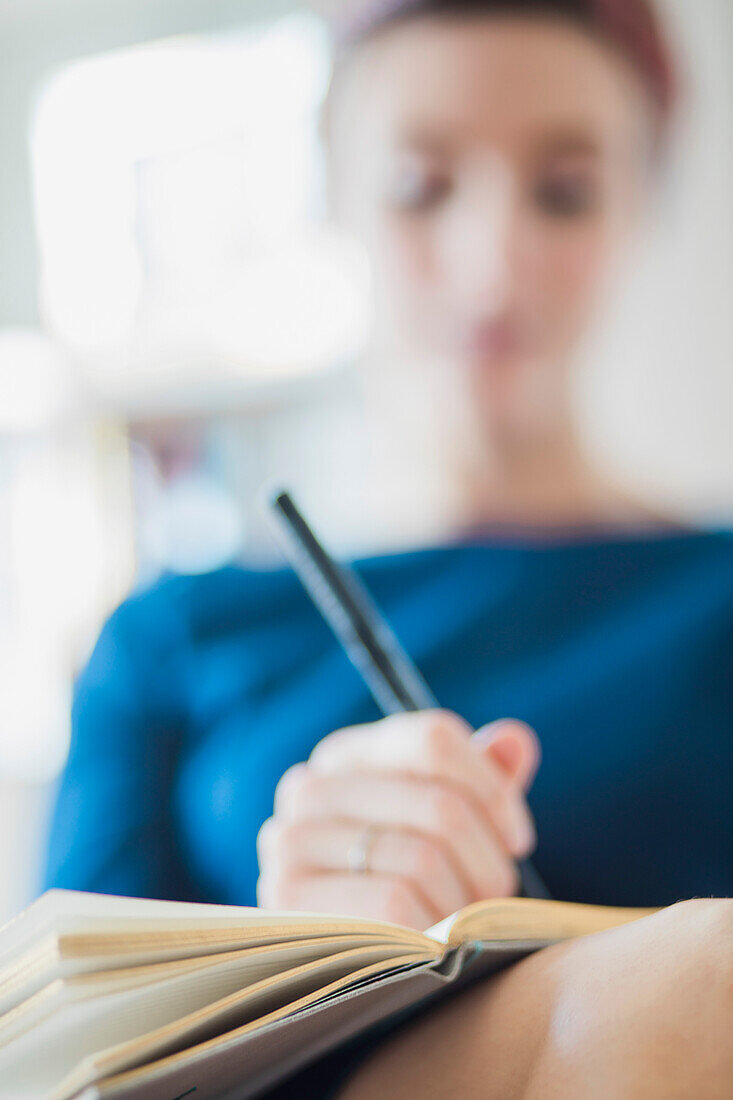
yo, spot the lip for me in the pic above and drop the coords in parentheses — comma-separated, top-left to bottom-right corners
(459, 318, 529, 362)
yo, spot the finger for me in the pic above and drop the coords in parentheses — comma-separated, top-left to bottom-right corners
(258, 817, 470, 921)
(471, 721, 540, 858)
(257, 871, 436, 930)
(310, 710, 533, 858)
(273, 761, 309, 817)
(473, 719, 541, 791)
(275, 769, 518, 900)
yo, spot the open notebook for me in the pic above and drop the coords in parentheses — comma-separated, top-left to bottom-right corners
(0, 890, 652, 1100)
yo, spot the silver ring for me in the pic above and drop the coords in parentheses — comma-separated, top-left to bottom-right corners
(347, 826, 378, 875)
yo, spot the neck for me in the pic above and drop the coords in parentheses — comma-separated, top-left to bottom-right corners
(453, 419, 607, 530)
(361, 362, 649, 543)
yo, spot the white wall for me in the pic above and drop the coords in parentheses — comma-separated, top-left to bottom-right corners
(579, 0, 733, 516)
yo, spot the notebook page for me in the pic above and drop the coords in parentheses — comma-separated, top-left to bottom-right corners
(0, 891, 432, 1016)
(81, 955, 452, 1100)
(427, 898, 656, 946)
(1, 946, 430, 1100)
(0, 935, 409, 1049)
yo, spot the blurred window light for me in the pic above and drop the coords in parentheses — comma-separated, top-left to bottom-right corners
(0, 329, 77, 435)
(132, 441, 246, 577)
(31, 15, 370, 395)
(0, 439, 130, 782)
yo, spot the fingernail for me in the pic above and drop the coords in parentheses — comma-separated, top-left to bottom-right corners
(509, 807, 535, 857)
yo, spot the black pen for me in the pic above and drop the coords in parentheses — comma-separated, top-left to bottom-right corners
(264, 486, 551, 901)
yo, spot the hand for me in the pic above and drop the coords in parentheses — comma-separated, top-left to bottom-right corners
(338, 898, 733, 1100)
(257, 709, 540, 928)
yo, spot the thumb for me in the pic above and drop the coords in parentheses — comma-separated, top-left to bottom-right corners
(473, 719, 541, 792)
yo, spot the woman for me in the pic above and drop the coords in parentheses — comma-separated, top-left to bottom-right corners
(45, 0, 732, 1095)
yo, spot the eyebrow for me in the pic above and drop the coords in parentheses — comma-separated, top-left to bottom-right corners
(532, 130, 603, 159)
(393, 124, 604, 159)
(393, 125, 458, 157)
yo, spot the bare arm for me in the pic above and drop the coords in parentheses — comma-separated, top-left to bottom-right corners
(338, 899, 733, 1100)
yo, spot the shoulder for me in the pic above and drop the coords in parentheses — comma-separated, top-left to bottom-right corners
(120, 545, 455, 634)
(100, 563, 303, 655)
(694, 528, 733, 564)
(562, 526, 733, 578)
(644, 528, 733, 589)
(564, 527, 733, 616)
(77, 564, 301, 708)
(662, 527, 733, 560)
(587, 529, 733, 654)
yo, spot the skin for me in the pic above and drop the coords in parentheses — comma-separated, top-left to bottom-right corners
(257, 16, 731, 1098)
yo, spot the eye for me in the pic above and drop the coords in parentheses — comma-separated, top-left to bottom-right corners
(387, 162, 452, 213)
(533, 172, 599, 218)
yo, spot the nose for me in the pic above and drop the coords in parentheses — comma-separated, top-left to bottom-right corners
(438, 155, 518, 313)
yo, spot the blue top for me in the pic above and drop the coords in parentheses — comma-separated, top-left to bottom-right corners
(44, 529, 733, 910)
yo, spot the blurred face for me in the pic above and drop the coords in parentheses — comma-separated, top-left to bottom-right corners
(329, 16, 653, 433)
